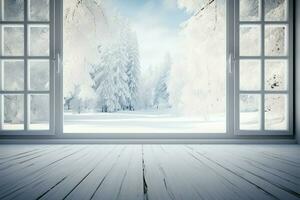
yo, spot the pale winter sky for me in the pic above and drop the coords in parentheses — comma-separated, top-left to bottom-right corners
(107, 0, 192, 70)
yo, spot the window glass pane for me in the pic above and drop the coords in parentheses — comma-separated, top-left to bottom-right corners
(240, 94, 261, 130)
(2, 60, 24, 91)
(265, 0, 287, 21)
(240, 25, 261, 56)
(28, 25, 49, 56)
(29, 60, 49, 91)
(63, 0, 227, 133)
(1, 25, 24, 56)
(240, 60, 261, 91)
(2, 0, 24, 21)
(240, 0, 261, 21)
(265, 59, 287, 91)
(265, 25, 288, 56)
(265, 94, 288, 130)
(28, 0, 49, 21)
(29, 94, 49, 130)
(2, 94, 24, 130)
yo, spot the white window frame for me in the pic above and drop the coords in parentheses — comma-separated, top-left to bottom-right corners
(0, 0, 55, 136)
(234, 0, 294, 136)
(0, 0, 294, 139)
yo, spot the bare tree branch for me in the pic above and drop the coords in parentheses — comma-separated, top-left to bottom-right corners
(194, 0, 215, 17)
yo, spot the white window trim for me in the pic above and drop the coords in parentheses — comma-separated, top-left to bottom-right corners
(0, 0, 294, 139)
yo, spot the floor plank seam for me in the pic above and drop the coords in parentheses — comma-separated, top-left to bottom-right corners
(142, 146, 149, 200)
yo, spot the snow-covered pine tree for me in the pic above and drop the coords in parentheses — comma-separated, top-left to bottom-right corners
(115, 30, 130, 111)
(90, 13, 141, 113)
(138, 66, 159, 109)
(69, 84, 83, 113)
(90, 44, 120, 112)
(153, 54, 171, 109)
(126, 32, 140, 111)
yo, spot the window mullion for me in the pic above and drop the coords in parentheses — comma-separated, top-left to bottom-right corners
(56, 0, 63, 136)
(24, 0, 29, 131)
(49, 0, 55, 134)
(261, 0, 265, 131)
(288, 0, 294, 133)
(0, 2, 2, 131)
(227, 0, 235, 135)
(233, 0, 240, 133)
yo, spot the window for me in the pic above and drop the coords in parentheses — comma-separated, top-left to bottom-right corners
(235, 0, 293, 135)
(0, 0, 293, 138)
(0, 0, 54, 134)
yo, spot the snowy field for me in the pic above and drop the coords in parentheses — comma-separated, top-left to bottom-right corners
(64, 110, 287, 133)
(64, 110, 226, 133)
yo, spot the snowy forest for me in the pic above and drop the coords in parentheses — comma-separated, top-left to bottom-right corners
(64, 0, 226, 117)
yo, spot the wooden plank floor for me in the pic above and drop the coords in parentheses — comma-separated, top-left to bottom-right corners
(0, 145, 299, 200)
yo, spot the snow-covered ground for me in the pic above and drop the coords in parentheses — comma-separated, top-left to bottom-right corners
(64, 110, 226, 133)
(64, 109, 287, 133)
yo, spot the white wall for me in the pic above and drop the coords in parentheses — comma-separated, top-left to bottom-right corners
(296, 0, 300, 143)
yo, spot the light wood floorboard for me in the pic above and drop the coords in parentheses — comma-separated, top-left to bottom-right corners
(0, 145, 299, 200)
